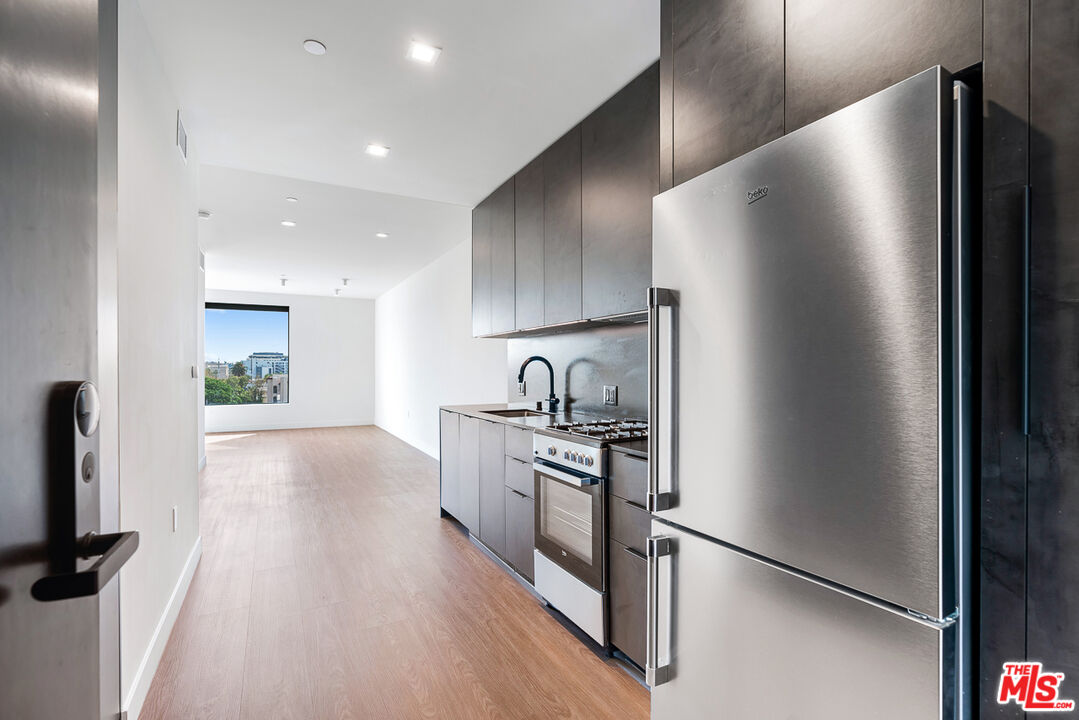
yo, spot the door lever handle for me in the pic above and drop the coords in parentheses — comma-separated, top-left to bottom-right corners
(32, 530, 139, 602)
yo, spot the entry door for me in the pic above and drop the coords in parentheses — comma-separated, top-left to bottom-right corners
(1, 1, 107, 717)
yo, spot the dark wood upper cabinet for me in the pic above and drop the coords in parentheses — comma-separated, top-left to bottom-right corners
(669, 0, 784, 186)
(784, 0, 981, 131)
(471, 196, 492, 337)
(514, 156, 545, 330)
(543, 125, 583, 325)
(582, 62, 660, 319)
(488, 178, 516, 334)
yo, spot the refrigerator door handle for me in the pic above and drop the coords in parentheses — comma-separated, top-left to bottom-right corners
(648, 287, 676, 512)
(646, 534, 673, 686)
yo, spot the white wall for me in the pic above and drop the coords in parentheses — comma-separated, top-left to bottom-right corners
(116, 1, 201, 716)
(375, 241, 508, 458)
(204, 289, 376, 433)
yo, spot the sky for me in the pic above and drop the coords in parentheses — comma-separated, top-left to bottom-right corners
(205, 307, 288, 364)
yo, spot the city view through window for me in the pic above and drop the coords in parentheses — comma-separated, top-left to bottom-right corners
(205, 303, 289, 405)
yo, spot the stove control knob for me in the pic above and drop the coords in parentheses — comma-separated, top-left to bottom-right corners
(548, 446, 557, 456)
(584, 457, 594, 467)
(564, 451, 570, 460)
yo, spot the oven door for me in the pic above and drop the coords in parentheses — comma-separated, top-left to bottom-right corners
(534, 460, 605, 592)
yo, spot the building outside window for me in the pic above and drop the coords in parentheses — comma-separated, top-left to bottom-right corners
(204, 303, 289, 405)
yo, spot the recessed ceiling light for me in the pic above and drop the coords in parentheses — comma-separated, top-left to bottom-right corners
(281, 220, 296, 227)
(198, 210, 212, 219)
(407, 41, 442, 65)
(365, 143, 390, 158)
(375, 232, 389, 239)
(285, 196, 298, 203)
(303, 39, 327, 56)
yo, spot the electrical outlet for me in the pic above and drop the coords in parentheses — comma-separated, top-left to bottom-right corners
(603, 385, 618, 406)
(171, 505, 178, 532)
(517, 381, 526, 396)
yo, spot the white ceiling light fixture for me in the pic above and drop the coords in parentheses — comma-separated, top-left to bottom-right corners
(285, 196, 298, 203)
(407, 40, 442, 65)
(303, 39, 327, 56)
(364, 143, 390, 158)
(198, 210, 212, 219)
(375, 232, 389, 239)
(280, 220, 297, 227)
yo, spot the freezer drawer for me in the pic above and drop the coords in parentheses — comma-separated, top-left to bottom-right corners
(650, 67, 957, 618)
(650, 521, 949, 720)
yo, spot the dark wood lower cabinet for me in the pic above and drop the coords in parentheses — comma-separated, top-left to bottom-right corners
(478, 420, 507, 558)
(505, 488, 535, 582)
(610, 540, 647, 669)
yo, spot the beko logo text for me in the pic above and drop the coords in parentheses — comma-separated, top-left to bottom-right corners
(746, 186, 769, 204)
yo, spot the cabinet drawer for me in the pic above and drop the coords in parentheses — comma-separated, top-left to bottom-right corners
(609, 450, 647, 506)
(504, 424, 534, 463)
(609, 495, 649, 556)
(504, 455, 534, 498)
(609, 539, 647, 669)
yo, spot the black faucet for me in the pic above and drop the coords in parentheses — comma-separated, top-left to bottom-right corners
(517, 355, 560, 414)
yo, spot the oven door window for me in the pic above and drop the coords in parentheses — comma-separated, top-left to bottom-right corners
(542, 479, 594, 563)
(534, 464, 605, 591)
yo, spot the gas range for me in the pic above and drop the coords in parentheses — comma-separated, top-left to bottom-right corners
(534, 418, 648, 477)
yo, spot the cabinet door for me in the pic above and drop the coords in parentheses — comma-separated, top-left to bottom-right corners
(478, 420, 506, 557)
(784, 0, 981, 131)
(505, 487, 535, 582)
(439, 411, 460, 520)
(458, 415, 480, 534)
(514, 157, 545, 330)
(543, 125, 583, 325)
(489, 178, 516, 334)
(582, 63, 659, 319)
(471, 198, 492, 337)
(609, 540, 647, 668)
(1028, 0, 1079, 681)
(669, 0, 784, 185)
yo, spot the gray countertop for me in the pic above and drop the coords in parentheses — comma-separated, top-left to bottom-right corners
(440, 403, 649, 457)
(439, 403, 600, 429)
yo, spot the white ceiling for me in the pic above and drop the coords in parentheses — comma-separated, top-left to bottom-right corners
(198, 165, 469, 298)
(139, 0, 660, 295)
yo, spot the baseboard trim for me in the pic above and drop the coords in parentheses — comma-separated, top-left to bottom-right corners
(204, 419, 375, 433)
(122, 535, 202, 720)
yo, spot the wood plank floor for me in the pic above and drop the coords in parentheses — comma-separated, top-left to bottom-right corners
(141, 426, 650, 720)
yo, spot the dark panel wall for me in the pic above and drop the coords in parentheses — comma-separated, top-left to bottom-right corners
(1028, 0, 1079, 687)
(670, 0, 784, 185)
(507, 324, 648, 419)
(979, 1, 1031, 716)
(785, 0, 982, 130)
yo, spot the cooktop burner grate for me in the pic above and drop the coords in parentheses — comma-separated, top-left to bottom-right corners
(546, 419, 649, 442)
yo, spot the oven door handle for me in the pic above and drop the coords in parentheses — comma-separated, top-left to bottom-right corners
(534, 462, 598, 487)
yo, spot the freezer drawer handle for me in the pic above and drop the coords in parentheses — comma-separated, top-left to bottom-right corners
(648, 287, 676, 513)
(646, 535, 673, 686)
(32, 530, 139, 602)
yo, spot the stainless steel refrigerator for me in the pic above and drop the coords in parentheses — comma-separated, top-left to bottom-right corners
(646, 67, 973, 719)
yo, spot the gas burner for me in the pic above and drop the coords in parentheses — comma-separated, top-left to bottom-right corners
(546, 418, 649, 442)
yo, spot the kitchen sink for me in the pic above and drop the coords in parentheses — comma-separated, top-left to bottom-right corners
(484, 409, 553, 418)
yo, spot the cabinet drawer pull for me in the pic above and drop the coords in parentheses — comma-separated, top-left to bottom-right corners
(622, 545, 647, 561)
(510, 488, 527, 499)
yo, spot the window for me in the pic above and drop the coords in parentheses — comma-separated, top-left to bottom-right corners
(204, 303, 289, 405)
